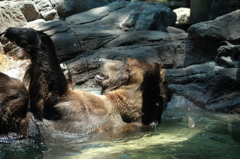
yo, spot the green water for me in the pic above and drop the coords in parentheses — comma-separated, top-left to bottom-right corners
(1, 104, 240, 159)
(63, 107, 240, 159)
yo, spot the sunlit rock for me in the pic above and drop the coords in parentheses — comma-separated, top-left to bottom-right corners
(0, 1, 27, 34)
(118, 2, 176, 31)
(17, 1, 41, 22)
(32, 0, 59, 20)
(174, 7, 190, 24)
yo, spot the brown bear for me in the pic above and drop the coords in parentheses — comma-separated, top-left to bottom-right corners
(4, 27, 170, 138)
(0, 72, 40, 137)
(96, 58, 170, 125)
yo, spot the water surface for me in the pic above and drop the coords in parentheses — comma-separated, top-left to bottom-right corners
(1, 102, 239, 159)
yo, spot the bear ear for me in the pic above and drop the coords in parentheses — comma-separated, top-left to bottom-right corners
(141, 63, 165, 125)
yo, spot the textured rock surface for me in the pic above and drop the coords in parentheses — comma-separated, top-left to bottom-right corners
(50, 0, 117, 18)
(23, 1, 177, 62)
(18, 1, 40, 21)
(117, 2, 176, 31)
(189, 10, 240, 46)
(0, 1, 27, 33)
(32, 0, 59, 20)
(165, 62, 240, 113)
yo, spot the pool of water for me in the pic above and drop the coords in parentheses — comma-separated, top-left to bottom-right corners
(1, 102, 240, 159)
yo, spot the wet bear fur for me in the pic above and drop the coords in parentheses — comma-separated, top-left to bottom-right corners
(4, 27, 170, 138)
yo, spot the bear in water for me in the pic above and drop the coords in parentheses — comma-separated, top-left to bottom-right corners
(4, 27, 170, 139)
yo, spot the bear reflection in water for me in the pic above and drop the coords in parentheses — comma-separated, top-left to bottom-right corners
(1, 27, 170, 139)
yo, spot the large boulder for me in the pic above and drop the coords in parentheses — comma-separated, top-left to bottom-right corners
(118, 2, 176, 31)
(165, 62, 240, 113)
(188, 10, 240, 47)
(170, 10, 240, 113)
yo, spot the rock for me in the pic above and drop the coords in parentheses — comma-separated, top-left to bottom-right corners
(2, 59, 30, 81)
(0, 53, 9, 72)
(165, 62, 240, 113)
(24, 19, 46, 28)
(22, 1, 178, 62)
(24, 19, 77, 61)
(66, 1, 176, 31)
(50, 0, 77, 18)
(216, 56, 239, 68)
(32, 0, 59, 20)
(50, 0, 117, 18)
(0, 1, 27, 34)
(118, 2, 176, 31)
(188, 10, 240, 47)
(216, 41, 240, 60)
(65, 1, 128, 25)
(51, 28, 82, 61)
(63, 30, 173, 84)
(173, 7, 190, 24)
(64, 28, 215, 88)
(17, 1, 41, 22)
(64, 30, 188, 77)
